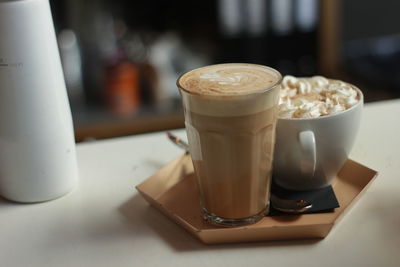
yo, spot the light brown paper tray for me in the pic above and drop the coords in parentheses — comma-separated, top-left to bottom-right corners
(136, 154, 378, 244)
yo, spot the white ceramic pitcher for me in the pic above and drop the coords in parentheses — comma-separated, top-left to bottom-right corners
(0, 0, 79, 202)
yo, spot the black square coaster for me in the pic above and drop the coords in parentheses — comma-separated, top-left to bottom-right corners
(268, 182, 340, 216)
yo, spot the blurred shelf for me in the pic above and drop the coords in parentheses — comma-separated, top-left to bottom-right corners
(59, 0, 400, 143)
(72, 102, 184, 142)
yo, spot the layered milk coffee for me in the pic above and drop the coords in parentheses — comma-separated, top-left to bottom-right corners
(178, 64, 281, 224)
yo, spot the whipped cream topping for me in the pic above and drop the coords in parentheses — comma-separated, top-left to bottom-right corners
(279, 75, 359, 119)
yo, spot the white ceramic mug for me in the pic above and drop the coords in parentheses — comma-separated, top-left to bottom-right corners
(0, 0, 79, 202)
(273, 86, 363, 191)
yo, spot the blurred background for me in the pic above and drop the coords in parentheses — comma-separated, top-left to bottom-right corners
(49, 0, 400, 141)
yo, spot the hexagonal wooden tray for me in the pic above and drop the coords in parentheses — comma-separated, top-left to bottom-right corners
(136, 154, 378, 244)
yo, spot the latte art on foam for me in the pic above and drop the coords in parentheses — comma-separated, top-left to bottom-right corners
(199, 72, 243, 86)
(279, 75, 359, 119)
(178, 63, 279, 96)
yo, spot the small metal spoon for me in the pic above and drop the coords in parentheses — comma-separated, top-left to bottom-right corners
(270, 194, 312, 214)
(166, 132, 190, 153)
(166, 132, 313, 214)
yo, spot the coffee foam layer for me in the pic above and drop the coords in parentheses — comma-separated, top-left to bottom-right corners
(178, 63, 281, 96)
(178, 64, 281, 117)
(181, 89, 280, 117)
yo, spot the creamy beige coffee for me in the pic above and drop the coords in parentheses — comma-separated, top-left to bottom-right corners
(179, 64, 280, 96)
(178, 63, 281, 226)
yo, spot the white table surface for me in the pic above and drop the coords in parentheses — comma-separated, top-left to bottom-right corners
(1, 99, 400, 267)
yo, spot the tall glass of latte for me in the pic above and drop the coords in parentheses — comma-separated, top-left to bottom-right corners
(177, 63, 282, 227)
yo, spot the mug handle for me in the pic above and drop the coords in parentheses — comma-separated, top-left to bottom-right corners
(299, 131, 316, 177)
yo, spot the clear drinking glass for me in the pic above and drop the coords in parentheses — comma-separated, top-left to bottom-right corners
(177, 63, 282, 227)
